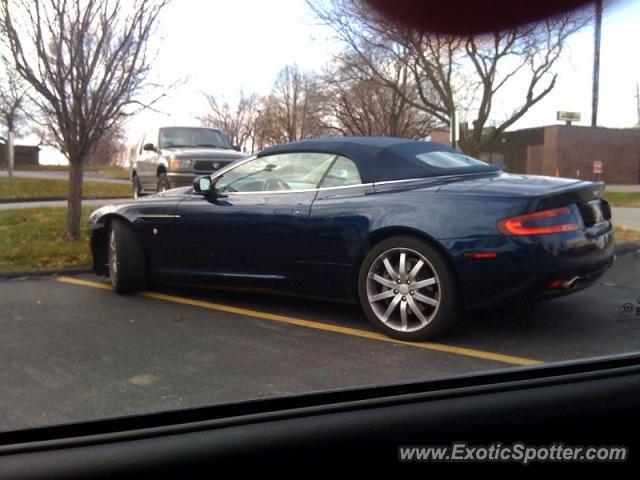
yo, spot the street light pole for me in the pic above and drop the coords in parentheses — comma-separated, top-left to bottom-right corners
(449, 110, 458, 151)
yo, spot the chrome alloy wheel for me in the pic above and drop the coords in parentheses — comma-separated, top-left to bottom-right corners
(366, 247, 440, 333)
(108, 228, 118, 285)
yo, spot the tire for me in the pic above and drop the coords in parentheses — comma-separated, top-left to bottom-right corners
(357, 236, 460, 341)
(132, 174, 142, 199)
(107, 218, 148, 294)
(157, 172, 170, 192)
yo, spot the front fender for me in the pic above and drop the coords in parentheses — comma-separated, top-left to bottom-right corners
(88, 205, 140, 230)
(88, 196, 185, 275)
(88, 210, 134, 276)
(158, 154, 170, 173)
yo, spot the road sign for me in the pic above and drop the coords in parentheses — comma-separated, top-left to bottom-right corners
(593, 160, 603, 174)
(557, 111, 581, 122)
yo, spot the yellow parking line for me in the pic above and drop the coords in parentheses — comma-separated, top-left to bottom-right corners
(57, 276, 113, 290)
(56, 275, 542, 367)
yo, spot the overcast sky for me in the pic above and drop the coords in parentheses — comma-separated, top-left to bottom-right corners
(36, 0, 640, 164)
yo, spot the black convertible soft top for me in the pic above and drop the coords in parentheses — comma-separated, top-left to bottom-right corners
(257, 136, 500, 183)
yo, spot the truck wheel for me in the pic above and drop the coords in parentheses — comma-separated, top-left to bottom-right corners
(157, 173, 170, 192)
(132, 174, 143, 199)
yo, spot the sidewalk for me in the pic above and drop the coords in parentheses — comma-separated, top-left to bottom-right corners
(612, 207, 640, 228)
(606, 184, 640, 193)
(1, 170, 128, 184)
(0, 198, 131, 211)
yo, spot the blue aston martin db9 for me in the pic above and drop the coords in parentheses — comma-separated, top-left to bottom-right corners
(89, 137, 615, 340)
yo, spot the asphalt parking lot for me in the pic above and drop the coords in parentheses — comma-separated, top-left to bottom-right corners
(1, 252, 639, 432)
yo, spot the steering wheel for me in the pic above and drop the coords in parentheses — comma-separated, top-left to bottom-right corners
(263, 178, 290, 191)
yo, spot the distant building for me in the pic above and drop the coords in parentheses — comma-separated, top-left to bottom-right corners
(432, 125, 640, 185)
(0, 141, 40, 168)
(429, 129, 452, 146)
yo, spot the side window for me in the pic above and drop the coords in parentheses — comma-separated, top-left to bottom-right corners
(320, 156, 362, 188)
(150, 129, 159, 149)
(216, 153, 336, 193)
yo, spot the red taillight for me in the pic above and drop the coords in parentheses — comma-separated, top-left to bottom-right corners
(464, 252, 498, 259)
(497, 207, 580, 236)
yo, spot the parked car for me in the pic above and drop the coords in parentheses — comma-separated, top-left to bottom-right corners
(90, 137, 615, 340)
(130, 126, 246, 197)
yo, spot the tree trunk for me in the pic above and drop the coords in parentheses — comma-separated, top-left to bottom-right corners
(63, 158, 84, 240)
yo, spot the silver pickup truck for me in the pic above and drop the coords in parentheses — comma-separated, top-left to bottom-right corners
(131, 126, 246, 197)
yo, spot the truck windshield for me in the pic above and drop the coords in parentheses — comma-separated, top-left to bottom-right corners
(159, 127, 232, 149)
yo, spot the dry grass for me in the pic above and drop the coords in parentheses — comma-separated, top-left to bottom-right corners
(0, 207, 94, 271)
(615, 225, 640, 244)
(605, 192, 640, 208)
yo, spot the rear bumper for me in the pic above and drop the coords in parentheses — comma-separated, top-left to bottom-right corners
(533, 255, 615, 300)
(448, 224, 616, 308)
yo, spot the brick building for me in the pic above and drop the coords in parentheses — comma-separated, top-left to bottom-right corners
(432, 125, 640, 185)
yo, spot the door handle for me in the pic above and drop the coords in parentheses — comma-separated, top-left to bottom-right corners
(273, 208, 302, 215)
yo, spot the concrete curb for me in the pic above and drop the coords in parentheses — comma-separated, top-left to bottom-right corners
(614, 242, 640, 256)
(0, 197, 129, 204)
(0, 268, 93, 279)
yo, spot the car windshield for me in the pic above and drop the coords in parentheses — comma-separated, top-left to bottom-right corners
(217, 153, 337, 192)
(159, 128, 231, 149)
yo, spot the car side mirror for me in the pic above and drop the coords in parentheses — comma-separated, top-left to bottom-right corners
(143, 143, 157, 152)
(233, 145, 241, 152)
(193, 176, 212, 194)
(193, 175, 227, 198)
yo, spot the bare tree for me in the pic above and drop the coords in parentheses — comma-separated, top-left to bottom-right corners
(85, 123, 127, 166)
(199, 90, 259, 153)
(257, 65, 328, 146)
(0, 60, 28, 176)
(252, 95, 279, 149)
(310, 0, 588, 155)
(0, 0, 170, 239)
(320, 53, 433, 138)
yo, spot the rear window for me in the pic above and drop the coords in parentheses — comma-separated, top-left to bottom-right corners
(367, 143, 502, 183)
(414, 151, 489, 169)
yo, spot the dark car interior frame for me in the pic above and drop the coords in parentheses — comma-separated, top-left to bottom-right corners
(1, 354, 639, 476)
(2, 0, 637, 476)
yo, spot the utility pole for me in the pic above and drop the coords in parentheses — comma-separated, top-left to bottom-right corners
(591, 0, 603, 128)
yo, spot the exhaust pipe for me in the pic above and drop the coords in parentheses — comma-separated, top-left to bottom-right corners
(561, 276, 581, 290)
